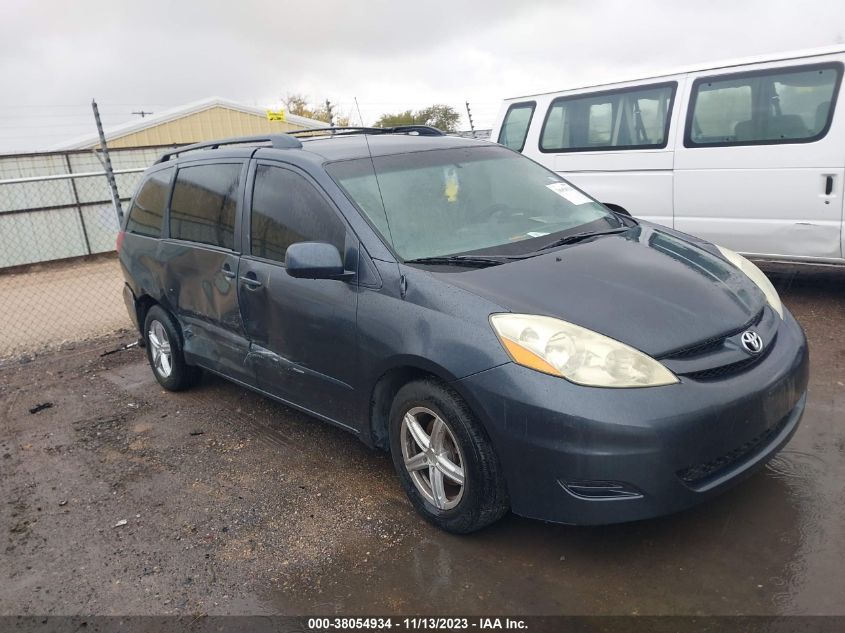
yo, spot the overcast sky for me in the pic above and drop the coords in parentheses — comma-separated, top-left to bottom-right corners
(1, 0, 844, 152)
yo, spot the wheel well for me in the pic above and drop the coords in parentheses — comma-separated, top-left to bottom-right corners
(135, 295, 158, 334)
(603, 203, 630, 216)
(369, 367, 442, 451)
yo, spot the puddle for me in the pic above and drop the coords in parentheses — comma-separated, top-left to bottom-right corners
(766, 450, 828, 479)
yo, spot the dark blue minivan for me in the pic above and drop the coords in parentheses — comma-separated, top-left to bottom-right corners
(118, 128, 809, 533)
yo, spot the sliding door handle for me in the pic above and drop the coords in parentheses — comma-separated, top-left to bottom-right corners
(239, 274, 262, 289)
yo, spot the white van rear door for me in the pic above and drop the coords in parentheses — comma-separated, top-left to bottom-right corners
(673, 59, 844, 260)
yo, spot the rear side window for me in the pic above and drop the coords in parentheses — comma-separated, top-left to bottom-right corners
(498, 102, 535, 151)
(686, 63, 842, 146)
(540, 82, 676, 152)
(250, 165, 346, 264)
(169, 163, 241, 250)
(125, 168, 172, 238)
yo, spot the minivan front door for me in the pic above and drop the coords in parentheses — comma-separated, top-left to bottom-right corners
(237, 162, 359, 427)
(161, 160, 254, 384)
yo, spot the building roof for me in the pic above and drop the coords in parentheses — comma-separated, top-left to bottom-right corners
(51, 97, 329, 150)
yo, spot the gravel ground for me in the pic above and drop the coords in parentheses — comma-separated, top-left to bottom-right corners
(0, 267, 843, 616)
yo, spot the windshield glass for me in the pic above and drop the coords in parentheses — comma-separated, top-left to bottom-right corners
(326, 145, 616, 261)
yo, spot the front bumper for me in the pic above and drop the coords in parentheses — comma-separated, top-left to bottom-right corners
(456, 308, 810, 525)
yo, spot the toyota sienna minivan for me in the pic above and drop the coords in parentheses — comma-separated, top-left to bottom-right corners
(118, 127, 809, 533)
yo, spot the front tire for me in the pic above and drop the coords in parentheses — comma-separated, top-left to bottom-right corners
(143, 305, 200, 391)
(389, 378, 509, 533)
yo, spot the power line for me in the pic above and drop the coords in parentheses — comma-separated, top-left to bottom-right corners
(0, 103, 177, 108)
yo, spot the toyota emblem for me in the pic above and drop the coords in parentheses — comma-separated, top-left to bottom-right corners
(740, 330, 763, 354)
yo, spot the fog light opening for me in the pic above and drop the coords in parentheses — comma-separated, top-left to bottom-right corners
(559, 480, 643, 501)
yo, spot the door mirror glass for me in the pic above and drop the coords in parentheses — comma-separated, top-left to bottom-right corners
(285, 242, 348, 279)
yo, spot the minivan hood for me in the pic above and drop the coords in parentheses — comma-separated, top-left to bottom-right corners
(432, 225, 766, 357)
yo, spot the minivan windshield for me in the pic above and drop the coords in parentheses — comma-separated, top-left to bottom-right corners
(326, 145, 619, 261)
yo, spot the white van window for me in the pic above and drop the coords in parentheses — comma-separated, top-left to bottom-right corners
(540, 83, 676, 152)
(498, 102, 535, 151)
(686, 63, 842, 146)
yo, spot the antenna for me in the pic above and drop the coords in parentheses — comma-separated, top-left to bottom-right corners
(131, 110, 154, 118)
(354, 97, 365, 126)
(360, 127, 395, 250)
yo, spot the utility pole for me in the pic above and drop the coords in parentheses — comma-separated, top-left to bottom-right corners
(465, 101, 476, 138)
(325, 99, 335, 127)
(131, 110, 153, 118)
(91, 99, 123, 222)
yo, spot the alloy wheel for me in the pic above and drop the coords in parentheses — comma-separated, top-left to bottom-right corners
(147, 320, 173, 378)
(400, 406, 466, 510)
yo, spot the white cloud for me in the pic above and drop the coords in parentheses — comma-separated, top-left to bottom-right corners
(1, 0, 843, 151)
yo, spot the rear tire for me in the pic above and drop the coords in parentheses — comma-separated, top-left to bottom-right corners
(389, 378, 509, 533)
(143, 305, 201, 391)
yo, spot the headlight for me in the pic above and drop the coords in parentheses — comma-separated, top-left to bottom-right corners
(716, 246, 783, 318)
(489, 314, 678, 388)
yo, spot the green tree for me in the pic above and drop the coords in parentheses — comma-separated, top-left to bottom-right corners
(282, 93, 350, 126)
(374, 109, 417, 127)
(374, 104, 460, 132)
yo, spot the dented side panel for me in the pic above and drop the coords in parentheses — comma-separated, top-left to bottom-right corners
(159, 239, 253, 384)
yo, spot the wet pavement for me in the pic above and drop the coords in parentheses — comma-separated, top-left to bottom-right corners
(0, 268, 843, 616)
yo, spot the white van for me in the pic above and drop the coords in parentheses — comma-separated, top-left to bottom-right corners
(492, 46, 845, 265)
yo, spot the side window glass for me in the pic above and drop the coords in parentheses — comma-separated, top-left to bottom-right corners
(688, 64, 841, 145)
(169, 163, 241, 249)
(497, 102, 535, 151)
(587, 102, 612, 145)
(541, 83, 675, 151)
(250, 165, 346, 263)
(125, 168, 172, 238)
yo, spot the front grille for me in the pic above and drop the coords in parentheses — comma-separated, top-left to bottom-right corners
(663, 308, 773, 381)
(682, 356, 761, 380)
(664, 309, 764, 360)
(677, 409, 792, 487)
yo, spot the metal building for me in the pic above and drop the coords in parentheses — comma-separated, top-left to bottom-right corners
(53, 97, 327, 149)
(0, 98, 328, 268)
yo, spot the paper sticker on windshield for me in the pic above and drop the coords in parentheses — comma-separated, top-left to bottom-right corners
(546, 182, 591, 205)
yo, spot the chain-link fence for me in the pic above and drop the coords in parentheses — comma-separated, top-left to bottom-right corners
(0, 145, 178, 362)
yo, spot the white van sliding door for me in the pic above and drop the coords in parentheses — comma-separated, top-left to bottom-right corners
(674, 61, 844, 260)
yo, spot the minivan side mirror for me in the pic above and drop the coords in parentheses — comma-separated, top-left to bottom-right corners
(285, 242, 354, 281)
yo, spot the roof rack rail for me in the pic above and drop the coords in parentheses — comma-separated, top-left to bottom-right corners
(288, 125, 446, 138)
(155, 134, 304, 163)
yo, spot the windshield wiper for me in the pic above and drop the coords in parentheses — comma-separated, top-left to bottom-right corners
(536, 228, 630, 252)
(405, 255, 521, 267)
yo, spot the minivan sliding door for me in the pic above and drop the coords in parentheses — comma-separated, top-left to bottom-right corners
(674, 62, 844, 259)
(160, 160, 255, 385)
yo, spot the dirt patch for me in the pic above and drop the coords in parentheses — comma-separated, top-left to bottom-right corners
(0, 255, 132, 361)
(0, 334, 416, 615)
